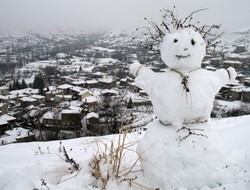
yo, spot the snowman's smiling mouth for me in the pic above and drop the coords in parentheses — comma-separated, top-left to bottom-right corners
(176, 54, 190, 60)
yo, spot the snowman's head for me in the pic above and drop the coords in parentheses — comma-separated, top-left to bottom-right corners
(160, 28, 206, 73)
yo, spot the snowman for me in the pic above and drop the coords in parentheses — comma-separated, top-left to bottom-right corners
(130, 28, 236, 189)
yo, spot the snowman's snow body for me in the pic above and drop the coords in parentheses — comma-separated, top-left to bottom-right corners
(130, 28, 236, 189)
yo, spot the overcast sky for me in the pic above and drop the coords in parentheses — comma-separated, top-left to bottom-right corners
(0, 0, 250, 33)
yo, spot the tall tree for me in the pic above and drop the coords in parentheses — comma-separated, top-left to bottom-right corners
(33, 73, 45, 95)
(21, 79, 27, 89)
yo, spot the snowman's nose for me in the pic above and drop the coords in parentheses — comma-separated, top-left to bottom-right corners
(184, 48, 188, 51)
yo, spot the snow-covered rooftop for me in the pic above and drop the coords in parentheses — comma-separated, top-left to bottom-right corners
(0, 114, 16, 122)
(86, 112, 99, 119)
(5, 127, 33, 139)
(71, 80, 86, 85)
(83, 96, 98, 103)
(85, 79, 98, 84)
(79, 89, 92, 96)
(20, 97, 37, 102)
(101, 89, 118, 95)
(99, 77, 114, 83)
(31, 94, 45, 100)
(8, 88, 39, 96)
(98, 58, 119, 64)
(0, 118, 8, 126)
(92, 46, 116, 53)
(72, 86, 85, 93)
(25, 60, 57, 69)
(58, 84, 73, 89)
(61, 109, 80, 114)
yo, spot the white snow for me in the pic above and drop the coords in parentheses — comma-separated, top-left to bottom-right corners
(58, 84, 73, 90)
(92, 47, 116, 53)
(86, 112, 99, 119)
(82, 96, 98, 103)
(0, 114, 16, 122)
(0, 118, 8, 125)
(20, 97, 37, 102)
(0, 116, 249, 190)
(98, 58, 119, 64)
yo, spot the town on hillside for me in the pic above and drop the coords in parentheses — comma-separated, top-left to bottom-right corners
(0, 29, 250, 145)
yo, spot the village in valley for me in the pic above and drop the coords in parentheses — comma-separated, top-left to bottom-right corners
(0, 28, 250, 145)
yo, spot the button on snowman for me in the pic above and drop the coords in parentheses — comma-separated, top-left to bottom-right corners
(130, 28, 236, 189)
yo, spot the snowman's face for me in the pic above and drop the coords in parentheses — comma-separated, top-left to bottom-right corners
(160, 28, 206, 72)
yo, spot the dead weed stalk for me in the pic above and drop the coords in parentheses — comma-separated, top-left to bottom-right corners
(91, 127, 141, 189)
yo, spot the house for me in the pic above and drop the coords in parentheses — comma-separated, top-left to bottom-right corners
(222, 60, 243, 69)
(5, 127, 34, 143)
(226, 53, 250, 64)
(41, 109, 61, 127)
(209, 57, 222, 67)
(55, 95, 72, 101)
(217, 85, 243, 101)
(98, 77, 116, 89)
(234, 45, 247, 54)
(20, 97, 38, 108)
(0, 85, 9, 95)
(85, 79, 98, 88)
(119, 78, 128, 88)
(101, 89, 118, 97)
(0, 119, 9, 135)
(133, 98, 152, 107)
(0, 103, 8, 115)
(71, 80, 86, 87)
(243, 77, 250, 87)
(0, 114, 16, 134)
(92, 72, 105, 79)
(128, 82, 140, 93)
(71, 86, 86, 100)
(45, 89, 63, 102)
(0, 94, 18, 104)
(60, 107, 84, 130)
(241, 88, 250, 102)
(79, 89, 93, 100)
(0, 127, 34, 145)
(31, 94, 45, 104)
(139, 90, 148, 97)
(85, 112, 100, 135)
(82, 96, 98, 112)
(58, 84, 73, 95)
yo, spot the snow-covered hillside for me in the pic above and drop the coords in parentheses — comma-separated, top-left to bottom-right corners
(216, 26, 250, 52)
(0, 115, 249, 190)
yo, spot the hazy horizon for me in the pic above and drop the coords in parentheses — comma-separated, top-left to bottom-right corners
(0, 0, 250, 33)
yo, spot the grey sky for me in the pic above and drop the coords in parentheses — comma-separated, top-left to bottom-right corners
(0, 0, 249, 33)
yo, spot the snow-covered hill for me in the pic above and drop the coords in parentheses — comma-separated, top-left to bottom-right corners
(97, 26, 250, 54)
(0, 115, 249, 190)
(216, 26, 250, 53)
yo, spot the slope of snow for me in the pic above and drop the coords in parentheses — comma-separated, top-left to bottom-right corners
(0, 116, 249, 190)
(215, 26, 250, 52)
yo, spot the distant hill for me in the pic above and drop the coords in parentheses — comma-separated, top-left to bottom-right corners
(215, 26, 250, 53)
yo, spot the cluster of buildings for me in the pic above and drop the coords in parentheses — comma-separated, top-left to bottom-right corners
(0, 31, 250, 145)
(0, 52, 153, 145)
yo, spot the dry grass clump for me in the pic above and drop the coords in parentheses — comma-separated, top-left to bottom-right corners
(90, 128, 141, 189)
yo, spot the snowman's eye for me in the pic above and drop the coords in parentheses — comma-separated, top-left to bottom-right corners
(191, 39, 195, 45)
(173, 39, 178, 43)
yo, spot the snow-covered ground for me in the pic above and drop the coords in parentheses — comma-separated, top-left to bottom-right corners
(0, 115, 249, 190)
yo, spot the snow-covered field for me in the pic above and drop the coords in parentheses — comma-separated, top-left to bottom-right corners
(0, 115, 249, 190)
